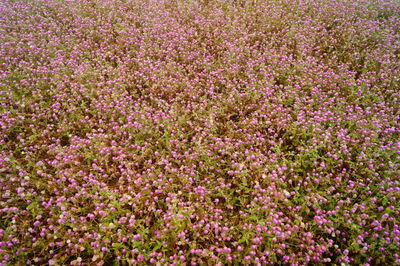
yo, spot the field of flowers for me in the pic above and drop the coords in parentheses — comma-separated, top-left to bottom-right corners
(1, 0, 399, 264)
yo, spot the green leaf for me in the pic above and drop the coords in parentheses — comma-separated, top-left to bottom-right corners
(112, 243, 123, 250)
(382, 196, 388, 206)
(27, 201, 38, 210)
(248, 215, 259, 222)
(152, 241, 162, 251)
(238, 232, 251, 244)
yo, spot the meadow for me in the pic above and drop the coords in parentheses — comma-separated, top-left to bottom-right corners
(0, 0, 399, 265)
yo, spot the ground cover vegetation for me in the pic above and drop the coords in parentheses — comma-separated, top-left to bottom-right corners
(0, 0, 399, 264)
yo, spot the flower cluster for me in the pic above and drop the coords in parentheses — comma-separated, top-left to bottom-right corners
(1, 0, 399, 265)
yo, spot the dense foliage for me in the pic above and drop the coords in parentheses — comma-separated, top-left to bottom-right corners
(1, 0, 399, 265)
